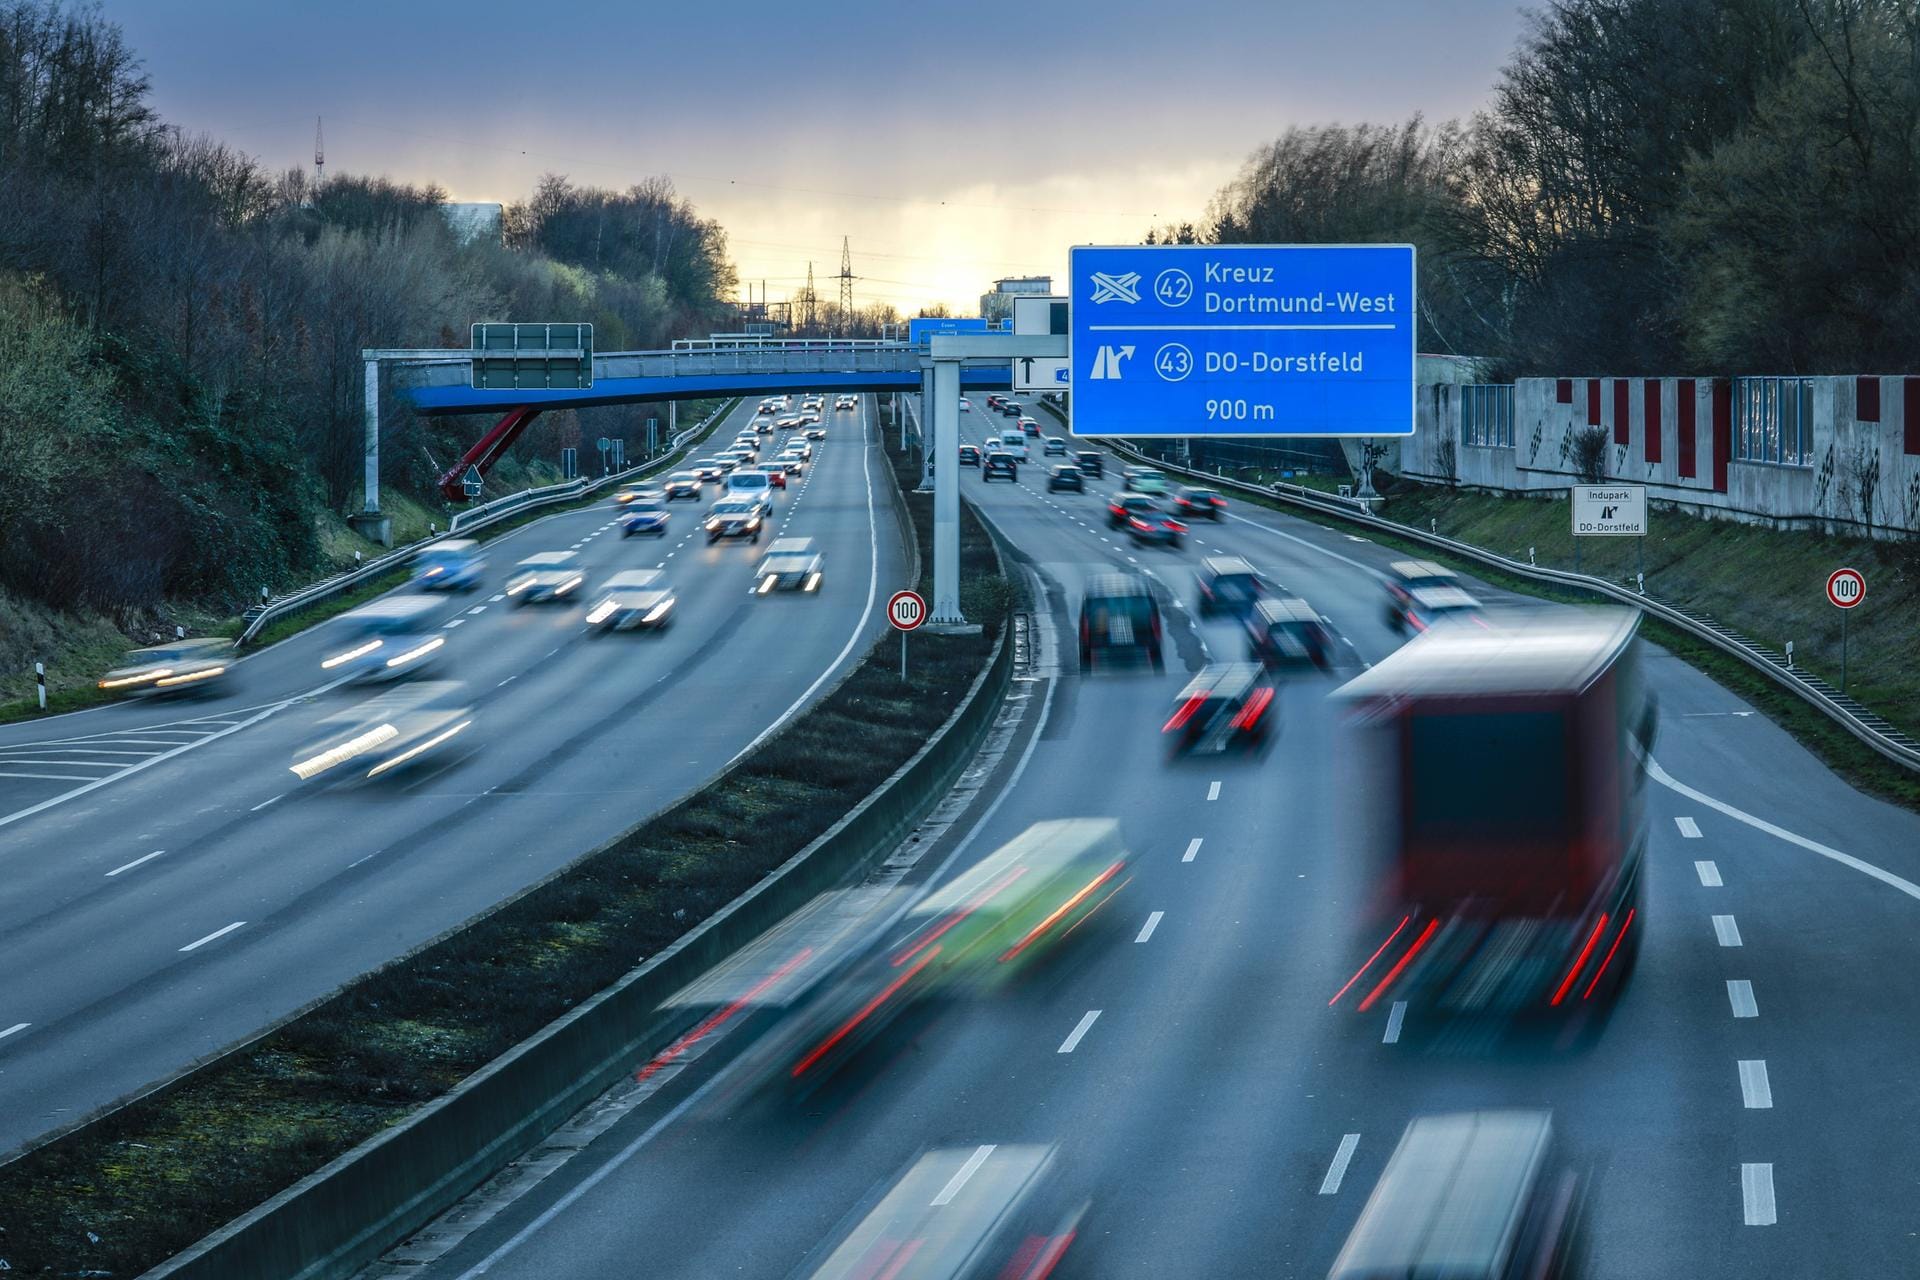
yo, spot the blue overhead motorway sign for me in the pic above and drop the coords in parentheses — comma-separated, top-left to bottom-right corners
(1068, 244, 1415, 437)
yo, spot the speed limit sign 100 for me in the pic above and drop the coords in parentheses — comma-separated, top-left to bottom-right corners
(888, 590, 926, 632)
(1826, 568, 1865, 609)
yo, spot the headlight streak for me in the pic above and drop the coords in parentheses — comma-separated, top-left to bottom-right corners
(321, 639, 383, 670)
(366, 719, 471, 778)
(290, 723, 400, 780)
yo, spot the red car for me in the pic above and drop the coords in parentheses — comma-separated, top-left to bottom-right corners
(754, 465, 787, 489)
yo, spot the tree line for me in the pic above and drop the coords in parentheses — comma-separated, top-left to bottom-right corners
(1160, 0, 1920, 378)
(0, 0, 736, 616)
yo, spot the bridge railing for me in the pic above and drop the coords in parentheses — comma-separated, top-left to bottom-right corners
(235, 400, 735, 647)
(671, 338, 908, 352)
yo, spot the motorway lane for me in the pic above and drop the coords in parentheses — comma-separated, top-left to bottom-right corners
(370, 405, 1920, 1278)
(0, 397, 902, 1155)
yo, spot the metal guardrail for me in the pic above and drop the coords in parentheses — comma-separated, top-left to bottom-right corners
(236, 400, 737, 647)
(1089, 428, 1920, 775)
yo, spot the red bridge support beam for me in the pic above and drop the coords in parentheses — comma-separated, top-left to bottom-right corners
(437, 406, 542, 502)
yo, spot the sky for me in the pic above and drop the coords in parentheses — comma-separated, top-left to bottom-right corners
(110, 0, 1529, 316)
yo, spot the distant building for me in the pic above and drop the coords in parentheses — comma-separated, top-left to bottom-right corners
(980, 275, 1053, 323)
(440, 203, 504, 246)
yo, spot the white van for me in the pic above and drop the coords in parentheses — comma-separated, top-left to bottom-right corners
(725, 469, 773, 501)
(998, 430, 1030, 461)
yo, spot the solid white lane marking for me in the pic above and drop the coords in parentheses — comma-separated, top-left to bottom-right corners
(1207, 781, 1221, 801)
(1135, 911, 1164, 943)
(250, 792, 286, 812)
(0, 770, 100, 781)
(105, 849, 165, 877)
(1383, 1001, 1407, 1044)
(930, 1144, 996, 1206)
(0, 1022, 29, 1041)
(1181, 838, 1203, 863)
(1696, 860, 1723, 887)
(1319, 1134, 1361, 1195)
(1676, 816, 1703, 838)
(1058, 1009, 1101, 1054)
(1741, 1163, 1777, 1225)
(1727, 979, 1759, 1018)
(1713, 914, 1744, 947)
(1652, 758, 1920, 904)
(1739, 1059, 1773, 1109)
(180, 920, 247, 952)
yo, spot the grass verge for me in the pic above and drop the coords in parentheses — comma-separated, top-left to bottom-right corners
(0, 406, 1007, 1277)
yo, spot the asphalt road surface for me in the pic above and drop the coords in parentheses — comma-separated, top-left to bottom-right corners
(374, 399, 1920, 1279)
(0, 396, 905, 1155)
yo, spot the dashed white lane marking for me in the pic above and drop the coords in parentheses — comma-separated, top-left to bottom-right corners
(1741, 1163, 1777, 1225)
(445, 618, 466, 628)
(1727, 979, 1759, 1018)
(0, 1022, 28, 1041)
(1057, 1009, 1102, 1054)
(1696, 860, 1723, 887)
(1383, 1001, 1407, 1044)
(105, 849, 165, 877)
(931, 1145, 996, 1206)
(1135, 911, 1164, 943)
(466, 605, 487, 615)
(1713, 914, 1744, 947)
(180, 920, 247, 952)
(1652, 758, 1920, 904)
(489, 593, 505, 603)
(1739, 1059, 1773, 1109)
(1182, 838, 1203, 863)
(1676, 816, 1703, 838)
(1207, 781, 1221, 801)
(1319, 1134, 1361, 1195)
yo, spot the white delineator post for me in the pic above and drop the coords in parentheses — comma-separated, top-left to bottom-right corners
(929, 357, 965, 625)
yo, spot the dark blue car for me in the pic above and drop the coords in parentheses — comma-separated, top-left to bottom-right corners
(621, 498, 670, 538)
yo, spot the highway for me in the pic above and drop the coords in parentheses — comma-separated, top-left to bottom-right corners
(376, 400, 1920, 1278)
(0, 396, 905, 1156)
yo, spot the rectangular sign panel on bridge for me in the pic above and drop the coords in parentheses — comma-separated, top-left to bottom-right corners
(1068, 245, 1415, 437)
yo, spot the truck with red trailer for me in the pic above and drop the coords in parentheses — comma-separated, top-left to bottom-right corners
(1329, 609, 1656, 1017)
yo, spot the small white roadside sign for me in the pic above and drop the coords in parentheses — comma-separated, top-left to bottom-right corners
(1572, 485, 1647, 537)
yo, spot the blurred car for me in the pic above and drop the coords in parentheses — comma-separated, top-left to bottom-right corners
(1075, 450, 1105, 478)
(319, 596, 448, 682)
(505, 551, 586, 604)
(1195, 555, 1271, 618)
(774, 453, 806, 474)
(1046, 464, 1084, 492)
(1163, 662, 1274, 753)
(999, 399, 1023, 417)
(1042, 436, 1068, 456)
(1330, 1111, 1579, 1280)
(1124, 503, 1186, 547)
(725, 468, 774, 503)
(1017, 417, 1040, 437)
(663, 471, 703, 500)
(1172, 485, 1227, 519)
(98, 638, 234, 697)
(690, 459, 727, 483)
(982, 452, 1018, 482)
(958, 396, 971, 412)
(1078, 572, 1163, 672)
(1106, 493, 1159, 528)
(755, 537, 824, 593)
(1402, 585, 1486, 633)
(611, 484, 648, 506)
(756, 398, 778, 415)
(412, 538, 484, 591)
(834, 394, 858, 410)
(704, 498, 766, 543)
(722, 447, 757, 468)
(800, 1144, 1083, 1280)
(805, 424, 827, 439)
(1384, 558, 1462, 632)
(985, 393, 1005, 410)
(755, 417, 775, 434)
(288, 680, 474, 784)
(801, 395, 824, 411)
(620, 497, 670, 537)
(584, 569, 676, 632)
(747, 462, 787, 489)
(1245, 596, 1333, 670)
(958, 444, 981, 467)
(1121, 466, 1169, 495)
(774, 414, 802, 430)
(995, 430, 1030, 462)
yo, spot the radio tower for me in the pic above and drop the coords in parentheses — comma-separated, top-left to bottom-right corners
(803, 261, 818, 334)
(837, 237, 855, 335)
(313, 117, 325, 186)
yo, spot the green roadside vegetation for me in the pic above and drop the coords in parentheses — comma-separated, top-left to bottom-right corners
(0, 399, 734, 725)
(0, 409, 1011, 1277)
